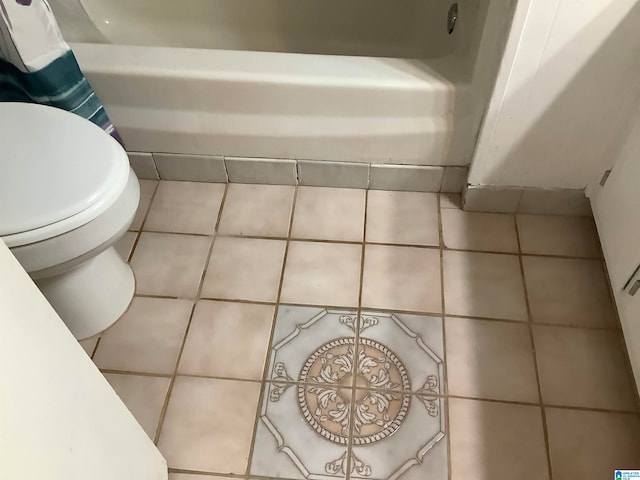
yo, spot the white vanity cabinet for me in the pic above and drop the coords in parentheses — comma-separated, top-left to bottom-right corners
(590, 101, 640, 393)
(0, 241, 167, 480)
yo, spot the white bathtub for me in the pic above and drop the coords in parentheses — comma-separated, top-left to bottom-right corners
(51, 0, 508, 168)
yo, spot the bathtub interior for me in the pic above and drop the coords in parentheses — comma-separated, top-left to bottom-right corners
(48, 0, 515, 169)
(56, 0, 460, 59)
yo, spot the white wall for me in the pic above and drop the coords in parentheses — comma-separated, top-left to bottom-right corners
(468, 0, 640, 190)
(0, 240, 167, 480)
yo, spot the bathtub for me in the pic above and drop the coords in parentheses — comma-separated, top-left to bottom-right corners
(50, 0, 507, 170)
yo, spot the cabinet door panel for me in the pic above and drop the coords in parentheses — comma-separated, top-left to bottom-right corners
(591, 114, 640, 293)
(590, 99, 640, 392)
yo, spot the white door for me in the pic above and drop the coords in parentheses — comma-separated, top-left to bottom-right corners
(590, 99, 640, 392)
(0, 241, 168, 480)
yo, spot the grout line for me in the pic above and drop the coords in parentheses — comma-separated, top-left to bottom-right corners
(170, 466, 356, 480)
(128, 181, 160, 260)
(100, 369, 174, 379)
(139, 229, 213, 238)
(168, 468, 244, 478)
(444, 313, 621, 331)
(127, 293, 622, 331)
(152, 376, 634, 414)
(101, 362, 640, 416)
(244, 184, 299, 479)
(100, 369, 265, 385)
(129, 230, 601, 262)
(222, 157, 230, 183)
(131, 226, 605, 261)
(134, 293, 184, 300)
(198, 297, 277, 306)
(514, 218, 555, 480)
(347, 189, 369, 479)
(152, 182, 229, 446)
(123, 230, 139, 263)
(436, 193, 452, 480)
(89, 336, 101, 359)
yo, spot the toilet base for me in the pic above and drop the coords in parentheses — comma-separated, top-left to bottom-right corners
(36, 247, 135, 340)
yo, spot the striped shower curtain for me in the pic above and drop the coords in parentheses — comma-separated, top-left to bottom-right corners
(0, 0, 122, 145)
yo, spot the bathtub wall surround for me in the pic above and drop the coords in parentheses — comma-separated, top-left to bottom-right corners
(128, 152, 468, 193)
(48, 0, 516, 172)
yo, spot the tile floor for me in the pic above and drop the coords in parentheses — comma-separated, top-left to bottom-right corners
(80, 182, 640, 480)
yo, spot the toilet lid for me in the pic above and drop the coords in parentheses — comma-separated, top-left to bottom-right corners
(0, 103, 130, 237)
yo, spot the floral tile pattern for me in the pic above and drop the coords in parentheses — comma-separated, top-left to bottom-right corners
(266, 306, 356, 385)
(350, 392, 447, 480)
(253, 306, 447, 480)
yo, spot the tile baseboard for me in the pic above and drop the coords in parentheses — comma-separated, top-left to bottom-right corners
(127, 152, 159, 180)
(153, 153, 227, 183)
(463, 185, 591, 216)
(126, 152, 469, 192)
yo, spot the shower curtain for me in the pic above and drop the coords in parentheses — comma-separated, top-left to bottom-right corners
(0, 0, 123, 145)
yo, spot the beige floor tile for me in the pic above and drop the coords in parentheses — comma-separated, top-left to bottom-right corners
(104, 373, 171, 440)
(130, 179, 157, 230)
(114, 231, 137, 261)
(366, 190, 439, 246)
(546, 408, 640, 480)
(130, 233, 212, 297)
(441, 209, 519, 253)
(517, 214, 600, 257)
(280, 241, 361, 307)
(201, 237, 286, 302)
(78, 335, 99, 357)
(440, 193, 461, 209)
(523, 256, 616, 328)
(443, 250, 528, 321)
(445, 317, 539, 402)
(449, 398, 549, 480)
(93, 297, 192, 374)
(361, 245, 441, 313)
(291, 186, 365, 242)
(218, 183, 294, 237)
(143, 181, 225, 235)
(178, 300, 274, 380)
(157, 376, 260, 473)
(533, 325, 636, 410)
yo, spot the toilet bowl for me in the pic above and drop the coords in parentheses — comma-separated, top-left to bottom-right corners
(0, 103, 140, 340)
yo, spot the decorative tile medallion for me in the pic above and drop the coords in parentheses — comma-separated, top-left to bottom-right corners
(252, 307, 447, 480)
(298, 335, 411, 446)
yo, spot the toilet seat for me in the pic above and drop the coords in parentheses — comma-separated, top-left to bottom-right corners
(0, 103, 130, 248)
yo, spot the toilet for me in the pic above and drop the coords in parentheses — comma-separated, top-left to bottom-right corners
(0, 102, 140, 340)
